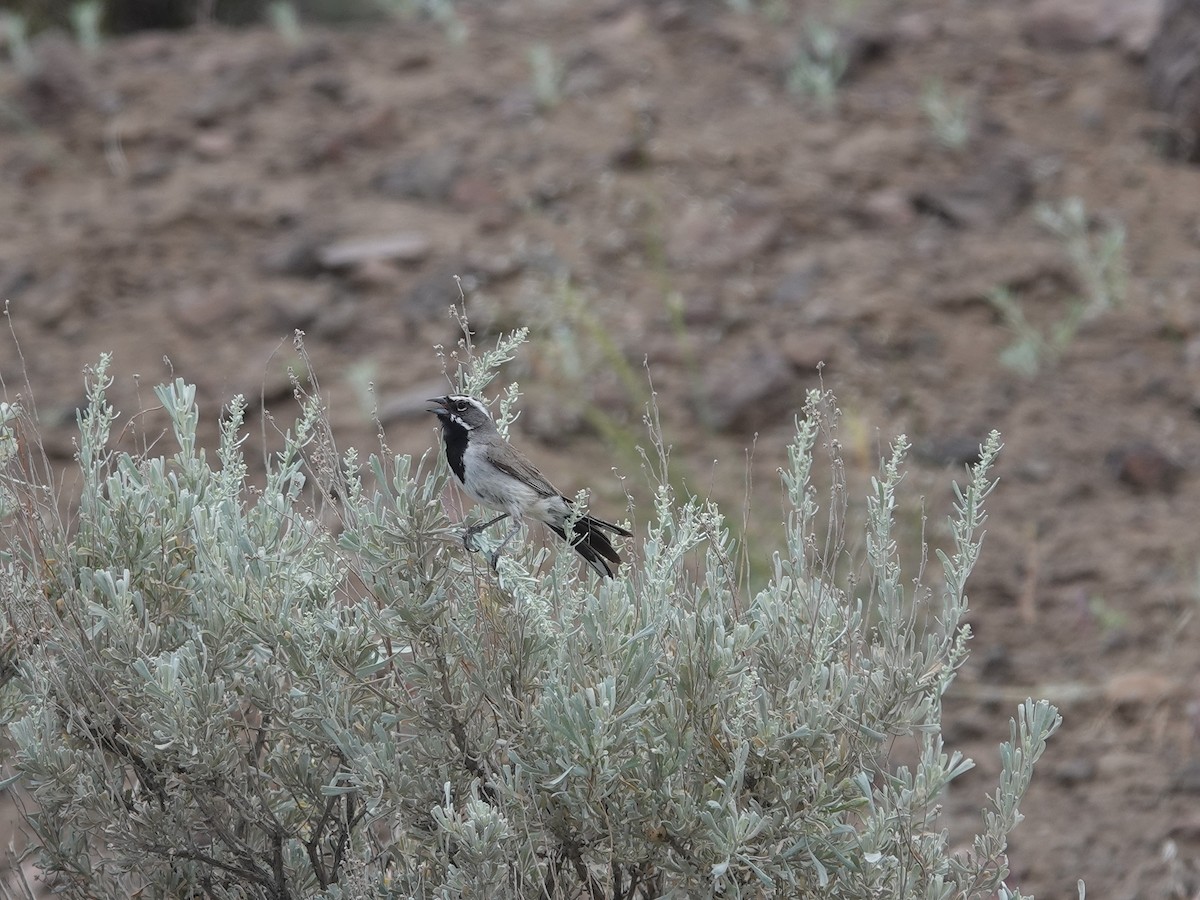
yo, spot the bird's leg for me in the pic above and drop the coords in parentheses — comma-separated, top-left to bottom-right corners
(488, 519, 524, 573)
(463, 513, 508, 552)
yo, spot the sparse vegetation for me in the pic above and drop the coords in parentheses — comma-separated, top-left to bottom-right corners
(381, 0, 467, 44)
(267, 1, 303, 44)
(0, 13, 34, 74)
(68, 1, 102, 55)
(921, 78, 972, 150)
(1035, 197, 1128, 317)
(787, 21, 847, 110)
(986, 285, 1084, 378)
(989, 198, 1129, 376)
(528, 42, 562, 112)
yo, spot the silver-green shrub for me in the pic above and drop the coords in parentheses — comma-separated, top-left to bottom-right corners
(0, 340, 1061, 899)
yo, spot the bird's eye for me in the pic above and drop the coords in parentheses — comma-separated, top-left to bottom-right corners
(454, 400, 469, 412)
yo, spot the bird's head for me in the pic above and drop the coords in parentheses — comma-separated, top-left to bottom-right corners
(427, 395, 494, 432)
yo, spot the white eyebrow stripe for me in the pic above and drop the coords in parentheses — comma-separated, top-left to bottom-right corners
(448, 396, 493, 421)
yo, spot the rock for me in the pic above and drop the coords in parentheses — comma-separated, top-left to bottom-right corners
(193, 129, 236, 160)
(1102, 670, 1180, 707)
(308, 74, 348, 103)
(780, 333, 836, 371)
(977, 643, 1015, 682)
(232, 342, 299, 410)
(1105, 442, 1185, 493)
(1024, 0, 1114, 48)
(300, 107, 400, 168)
(315, 233, 432, 269)
(913, 148, 1035, 228)
(838, 26, 893, 82)
(668, 202, 781, 271)
(1119, 0, 1166, 56)
(859, 188, 916, 229)
(1052, 758, 1097, 786)
(1023, 0, 1161, 54)
(29, 281, 80, 328)
(259, 231, 329, 278)
(0, 266, 34, 301)
(18, 31, 94, 121)
(345, 258, 403, 288)
(1167, 815, 1200, 840)
(450, 175, 507, 213)
(463, 250, 524, 281)
(1169, 759, 1200, 793)
(171, 282, 243, 332)
(699, 347, 796, 433)
(828, 125, 920, 184)
(914, 435, 985, 468)
(894, 11, 939, 43)
(310, 296, 361, 340)
(188, 61, 279, 126)
(518, 396, 589, 446)
(608, 99, 659, 170)
(373, 149, 463, 202)
(450, 176, 513, 230)
(1147, 0, 1200, 160)
(404, 268, 478, 319)
(266, 284, 332, 331)
(766, 263, 821, 308)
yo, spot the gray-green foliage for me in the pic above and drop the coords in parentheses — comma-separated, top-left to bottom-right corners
(0, 13, 34, 74)
(1035, 197, 1127, 317)
(786, 22, 847, 111)
(920, 79, 971, 150)
(989, 197, 1128, 377)
(0, 337, 1062, 898)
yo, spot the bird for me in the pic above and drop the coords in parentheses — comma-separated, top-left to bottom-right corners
(428, 394, 631, 577)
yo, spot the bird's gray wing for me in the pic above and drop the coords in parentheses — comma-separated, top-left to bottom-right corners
(486, 445, 563, 498)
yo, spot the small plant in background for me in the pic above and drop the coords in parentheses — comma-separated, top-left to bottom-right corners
(0, 327, 1067, 898)
(921, 78, 972, 150)
(1086, 594, 1129, 636)
(727, 0, 791, 20)
(0, 13, 34, 75)
(990, 198, 1128, 376)
(1036, 196, 1128, 317)
(377, 0, 467, 44)
(787, 21, 847, 110)
(500, 273, 649, 473)
(528, 42, 562, 112)
(69, 1, 103, 56)
(987, 285, 1084, 378)
(267, 1, 304, 45)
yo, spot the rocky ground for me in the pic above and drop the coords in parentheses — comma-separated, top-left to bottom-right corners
(2, 0, 1200, 896)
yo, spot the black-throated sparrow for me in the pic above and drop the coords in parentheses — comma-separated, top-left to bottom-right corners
(428, 394, 631, 577)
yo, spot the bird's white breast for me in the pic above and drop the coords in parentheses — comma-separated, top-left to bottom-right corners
(459, 440, 570, 526)
(460, 442, 533, 514)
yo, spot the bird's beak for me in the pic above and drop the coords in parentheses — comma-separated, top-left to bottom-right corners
(426, 397, 449, 415)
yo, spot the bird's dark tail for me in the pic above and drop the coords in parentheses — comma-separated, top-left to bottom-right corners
(550, 515, 632, 578)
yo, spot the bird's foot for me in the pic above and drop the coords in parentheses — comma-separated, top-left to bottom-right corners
(462, 525, 482, 552)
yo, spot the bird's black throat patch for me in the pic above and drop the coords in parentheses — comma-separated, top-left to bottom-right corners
(440, 420, 468, 485)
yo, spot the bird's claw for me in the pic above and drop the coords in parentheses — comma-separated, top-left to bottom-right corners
(462, 526, 481, 552)
(462, 527, 502, 574)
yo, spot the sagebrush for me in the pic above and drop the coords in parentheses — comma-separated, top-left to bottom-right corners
(0, 333, 1061, 899)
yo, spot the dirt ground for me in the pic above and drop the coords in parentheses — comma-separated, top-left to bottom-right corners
(2, 0, 1200, 896)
